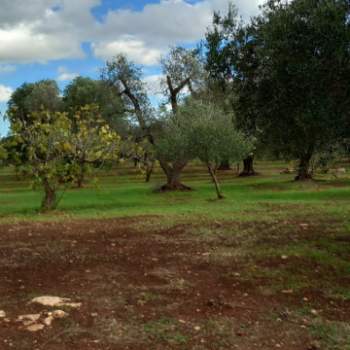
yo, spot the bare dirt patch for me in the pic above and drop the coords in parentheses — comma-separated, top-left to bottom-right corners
(0, 217, 348, 349)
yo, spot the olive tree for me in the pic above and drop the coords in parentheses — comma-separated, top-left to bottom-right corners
(205, 4, 258, 175)
(7, 80, 62, 127)
(156, 47, 205, 189)
(63, 77, 128, 135)
(232, 0, 350, 180)
(102, 51, 203, 191)
(160, 100, 252, 199)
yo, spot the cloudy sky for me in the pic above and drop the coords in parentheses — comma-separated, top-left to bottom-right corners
(0, 0, 264, 135)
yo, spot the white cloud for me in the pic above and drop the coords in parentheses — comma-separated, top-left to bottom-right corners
(0, 85, 13, 103)
(91, 0, 264, 65)
(0, 24, 83, 63)
(0, 0, 264, 65)
(57, 66, 78, 81)
(0, 0, 99, 64)
(93, 38, 163, 65)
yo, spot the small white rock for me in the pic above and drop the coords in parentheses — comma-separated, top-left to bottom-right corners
(52, 310, 68, 319)
(0, 311, 6, 318)
(43, 316, 54, 327)
(26, 324, 45, 332)
(31, 296, 81, 309)
(17, 314, 41, 325)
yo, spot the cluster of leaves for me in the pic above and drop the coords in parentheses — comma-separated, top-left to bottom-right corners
(65, 105, 121, 188)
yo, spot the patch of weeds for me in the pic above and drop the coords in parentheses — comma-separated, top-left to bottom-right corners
(326, 287, 350, 301)
(144, 317, 188, 345)
(137, 291, 161, 305)
(94, 316, 145, 345)
(201, 318, 238, 347)
(310, 319, 350, 350)
(256, 241, 350, 278)
(207, 246, 252, 267)
(294, 305, 315, 318)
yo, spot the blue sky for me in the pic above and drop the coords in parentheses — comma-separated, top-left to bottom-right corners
(0, 0, 263, 136)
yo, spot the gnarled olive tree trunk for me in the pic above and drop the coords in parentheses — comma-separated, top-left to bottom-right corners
(239, 154, 256, 177)
(41, 178, 57, 211)
(159, 159, 191, 191)
(295, 152, 313, 181)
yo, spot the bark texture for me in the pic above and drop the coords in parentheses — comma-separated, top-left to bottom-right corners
(239, 155, 257, 177)
(41, 179, 57, 211)
(208, 165, 224, 199)
(295, 152, 313, 181)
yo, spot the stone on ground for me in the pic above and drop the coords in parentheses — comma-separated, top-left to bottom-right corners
(30, 296, 81, 309)
(17, 314, 41, 326)
(26, 324, 45, 332)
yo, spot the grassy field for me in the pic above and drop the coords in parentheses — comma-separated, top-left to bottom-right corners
(0, 160, 350, 222)
(0, 161, 349, 349)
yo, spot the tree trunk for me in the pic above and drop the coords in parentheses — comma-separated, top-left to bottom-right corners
(218, 160, 231, 171)
(159, 160, 191, 191)
(295, 153, 313, 181)
(145, 160, 154, 183)
(41, 179, 57, 211)
(133, 157, 139, 168)
(239, 154, 256, 177)
(208, 165, 224, 199)
(76, 163, 85, 188)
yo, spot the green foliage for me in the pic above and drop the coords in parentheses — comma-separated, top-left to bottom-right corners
(240, 0, 349, 177)
(154, 112, 193, 165)
(0, 142, 7, 163)
(63, 76, 127, 135)
(161, 46, 204, 99)
(7, 80, 62, 126)
(205, 2, 241, 85)
(186, 101, 252, 167)
(10, 107, 121, 210)
(66, 105, 122, 187)
(205, 0, 350, 179)
(156, 100, 252, 197)
(158, 100, 252, 168)
(101, 54, 153, 128)
(11, 110, 72, 210)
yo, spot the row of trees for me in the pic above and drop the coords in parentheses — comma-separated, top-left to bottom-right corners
(1, 0, 349, 210)
(205, 0, 350, 179)
(0, 49, 253, 209)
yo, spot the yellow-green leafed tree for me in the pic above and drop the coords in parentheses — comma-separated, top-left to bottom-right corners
(12, 106, 121, 211)
(68, 105, 121, 188)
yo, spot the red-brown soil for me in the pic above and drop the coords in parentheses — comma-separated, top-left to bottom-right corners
(0, 217, 348, 349)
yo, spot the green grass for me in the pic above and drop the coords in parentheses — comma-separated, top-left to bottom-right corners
(0, 160, 349, 223)
(310, 319, 350, 350)
(143, 318, 188, 345)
